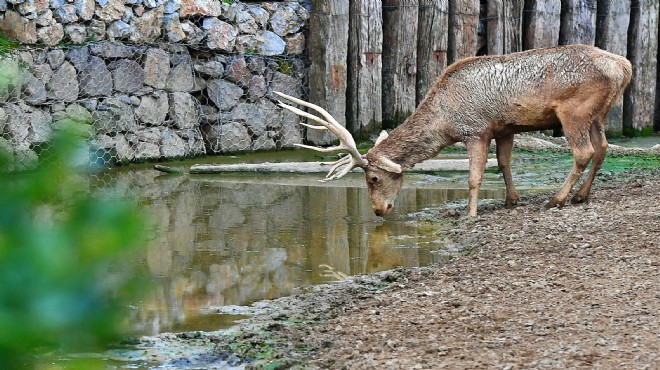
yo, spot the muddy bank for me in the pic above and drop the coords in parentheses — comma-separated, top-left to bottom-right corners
(117, 164, 660, 369)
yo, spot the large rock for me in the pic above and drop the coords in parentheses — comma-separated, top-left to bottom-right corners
(278, 107, 302, 148)
(37, 23, 65, 46)
(160, 127, 186, 157)
(3, 103, 28, 144)
(231, 99, 279, 136)
(89, 41, 134, 58)
(46, 61, 79, 102)
(177, 127, 206, 156)
(268, 71, 300, 99)
(235, 31, 285, 56)
(64, 24, 86, 43)
(108, 59, 144, 93)
(203, 18, 238, 51)
(74, 0, 95, 21)
(251, 132, 277, 151)
(194, 60, 224, 77)
(168, 92, 199, 129)
(27, 107, 52, 144)
(107, 20, 132, 39)
(130, 6, 164, 43)
(163, 13, 185, 42)
(203, 121, 251, 153)
(96, 0, 125, 22)
(2, 11, 37, 43)
(285, 33, 305, 55)
(269, 6, 304, 36)
(166, 60, 194, 92)
(93, 98, 138, 134)
(206, 79, 242, 111)
(78, 56, 113, 97)
(22, 72, 47, 104)
(179, 0, 222, 17)
(135, 91, 168, 125)
(143, 47, 170, 89)
(225, 56, 252, 86)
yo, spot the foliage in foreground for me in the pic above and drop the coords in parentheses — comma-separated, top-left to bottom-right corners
(0, 126, 148, 369)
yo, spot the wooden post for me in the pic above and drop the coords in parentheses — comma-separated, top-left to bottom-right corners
(416, 0, 448, 104)
(523, 0, 561, 50)
(347, 0, 383, 139)
(307, 0, 350, 145)
(559, 0, 597, 46)
(624, 0, 659, 135)
(595, 0, 631, 137)
(382, 0, 419, 128)
(448, 0, 479, 64)
(487, 0, 524, 55)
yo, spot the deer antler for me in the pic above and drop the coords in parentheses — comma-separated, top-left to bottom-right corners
(274, 91, 368, 181)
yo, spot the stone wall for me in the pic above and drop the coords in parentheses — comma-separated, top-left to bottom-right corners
(0, 0, 310, 167)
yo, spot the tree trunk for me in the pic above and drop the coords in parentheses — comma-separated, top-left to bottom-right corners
(595, 0, 631, 137)
(624, 0, 659, 135)
(559, 0, 596, 45)
(523, 0, 561, 50)
(416, 0, 448, 104)
(447, 0, 479, 65)
(382, 0, 419, 128)
(347, 0, 383, 139)
(487, 0, 524, 55)
(308, 0, 350, 145)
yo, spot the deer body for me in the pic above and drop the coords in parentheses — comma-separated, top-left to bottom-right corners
(277, 44, 632, 217)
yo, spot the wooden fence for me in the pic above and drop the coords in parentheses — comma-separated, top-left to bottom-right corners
(307, 0, 659, 143)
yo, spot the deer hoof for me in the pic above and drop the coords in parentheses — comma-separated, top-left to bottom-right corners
(544, 198, 564, 209)
(505, 198, 519, 209)
(571, 194, 588, 204)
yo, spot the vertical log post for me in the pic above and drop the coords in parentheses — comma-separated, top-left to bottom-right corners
(347, 0, 383, 139)
(487, 0, 524, 55)
(624, 0, 659, 136)
(448, 0, 480, 64)
(595, 0, 631, 136)
(523, 0, 561, 50)
(382, 0, 419, 128)
(559, 0, 597, 45)
(307, 0, 350, 145)
(416, 0, 449, 104)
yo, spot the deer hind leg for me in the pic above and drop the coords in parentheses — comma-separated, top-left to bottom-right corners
(571, 117, 609, 204)
(546, 114, 595, 209)
(495, 134, 519, 208)
(465, 139, 490, 216)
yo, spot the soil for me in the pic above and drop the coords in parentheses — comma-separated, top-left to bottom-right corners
(123, 164, 660, 370)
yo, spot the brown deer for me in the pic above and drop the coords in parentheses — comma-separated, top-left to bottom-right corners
(276, 44, 632, 217)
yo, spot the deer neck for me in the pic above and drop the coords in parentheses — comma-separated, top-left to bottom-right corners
(372, 109, 458, 170)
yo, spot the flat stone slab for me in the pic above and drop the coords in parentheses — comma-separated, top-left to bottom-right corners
(187, 158, 498, 174)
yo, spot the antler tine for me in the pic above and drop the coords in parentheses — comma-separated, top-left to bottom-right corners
(274, 91, 368, 168)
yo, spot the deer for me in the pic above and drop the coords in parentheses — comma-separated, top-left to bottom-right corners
(275, 44, 632, 217)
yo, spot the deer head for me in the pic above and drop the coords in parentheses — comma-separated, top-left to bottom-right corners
(275, 91, 403, 216)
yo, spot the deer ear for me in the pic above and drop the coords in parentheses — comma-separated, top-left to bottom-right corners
(374, 130, 389, 147)
(374, 155, 402, 174)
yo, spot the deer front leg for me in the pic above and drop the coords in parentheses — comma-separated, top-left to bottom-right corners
(465, 139, 490, 217)
(571, 121, 608, 204)
(495, 134, 519, 208)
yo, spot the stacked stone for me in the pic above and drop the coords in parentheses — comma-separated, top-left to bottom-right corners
(0, 0, 309, 166)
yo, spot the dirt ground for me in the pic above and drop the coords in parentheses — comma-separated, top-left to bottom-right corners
(127, 163, 660, 369)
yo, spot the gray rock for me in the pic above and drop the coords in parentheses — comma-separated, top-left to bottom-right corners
(259, 31, 286, 56)
(285, 33, 305, 55)
(179, 0, 222, 17)
(34, 8, 54, 26)
(143, 0, 165, 8)
(87, 20, 106, 41)
(278, 107, 303, 148)
(22, 72, 47, 104)
(203, 18, 238, 51)
(268, 71, 300, 99)
(246, 75, 266, 101)
(2, 11, 37, 43)
(163, 13, 185, 42)
(166, 61, 194, 92)
(31, 63, 53, 83)
(64, 46, 89, 70)
(194, 60, 224, 77)
(269, 6, 303, 36)
(206, 79, 242, 111)
(54, 4, 79, 23)
(74, 0, 95, 20)
(130, 6, 164, 43)
(176, 127, 206, 156)
(78, 56, 113, 97)
(180, 21, 205, 44)
(235, 8, 258, 34)
(247, 5, 269, 27)
(135, 141, 161, 160)
(98, 133, 134, 162)
(108, 59, 144, 93)
(168, 92, 199, 129)
(231, 99, 279, 136)
(46, 61, 79, 102)
(225, 56, 251, 86)
(95, 0, 124, 22)
(0, 58, 25, 103)
(28, 107, 52, 144)
(252, 132, 277, 151)
(203, 122, 251, 153)
(37, 23, 65, 46)
(135, 91, 168, 125)
(160, 127, 186, 157)
(164, 0, 180, 14)
(143, 48, 169, 89)
(93, 97, 138, 134)
(4, 103, 28, 144)
(89, 41, 134, 58)
(64, 24, 87, 43)
(246, 56, 266, 74)
(107, 20, 132, 39)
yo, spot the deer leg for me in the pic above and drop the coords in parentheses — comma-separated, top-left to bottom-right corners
(465, 139, 490, 217)
(546, 127, 595, 209)
(571, 121, 608, 204)
(495, 134, 519, 208)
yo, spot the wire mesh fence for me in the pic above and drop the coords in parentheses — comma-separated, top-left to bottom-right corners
(0, 42, 309, 171)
